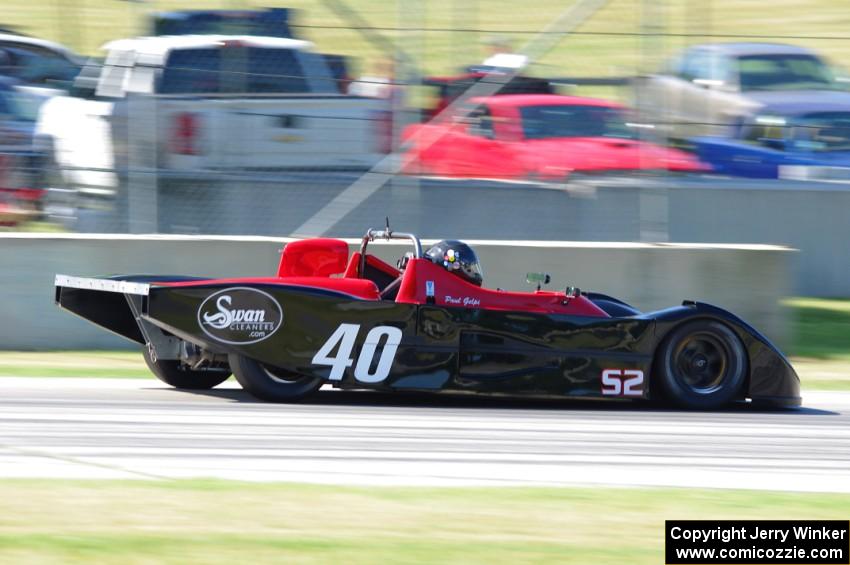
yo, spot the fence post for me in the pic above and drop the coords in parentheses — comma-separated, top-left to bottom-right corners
(127, 93, 159, 233)
(391, 0, 424, 221)
(638, 0, 669, 242)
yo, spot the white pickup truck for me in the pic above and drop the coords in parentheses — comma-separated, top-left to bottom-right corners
(35, 35, 386, 196)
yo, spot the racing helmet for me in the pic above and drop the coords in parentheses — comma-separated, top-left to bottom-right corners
(425, 240, 483, 286)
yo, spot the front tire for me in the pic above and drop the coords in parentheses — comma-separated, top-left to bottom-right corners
(655, 320, 747, 410)
(229, 354, 323, 402)
(142, 348, 231, 390)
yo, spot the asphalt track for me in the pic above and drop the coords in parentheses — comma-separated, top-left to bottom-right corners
(1, 376, 849, 492)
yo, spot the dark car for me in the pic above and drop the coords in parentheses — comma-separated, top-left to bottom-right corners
(637, 42, 846, 138)
(690, 91, 850, 179)
(55, 226, 800, 410)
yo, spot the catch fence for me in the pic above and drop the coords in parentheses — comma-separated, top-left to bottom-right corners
(3, 0, 850, 249)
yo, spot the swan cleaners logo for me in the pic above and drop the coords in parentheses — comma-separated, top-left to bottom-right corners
(197, 287, 283, 344)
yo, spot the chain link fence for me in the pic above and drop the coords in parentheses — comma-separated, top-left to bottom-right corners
(3, 0, 850, 241)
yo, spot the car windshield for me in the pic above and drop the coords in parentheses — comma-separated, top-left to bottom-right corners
(737, 54, 836, 91)
(519, 105, 637, 139)
(0, 46, 81, 86)
(790, 111, 850, 152)
(159, 46, 312, 94)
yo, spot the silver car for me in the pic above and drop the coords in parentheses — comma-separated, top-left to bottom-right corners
(636, 42, 845, 138)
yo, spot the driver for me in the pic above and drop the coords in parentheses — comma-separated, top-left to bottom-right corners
(425, 240, 484, 286)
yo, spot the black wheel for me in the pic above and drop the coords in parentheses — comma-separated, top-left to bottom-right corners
(229, 354, 323, 402)
(142, 348, 231, 390)
(655, 320, 747, 409)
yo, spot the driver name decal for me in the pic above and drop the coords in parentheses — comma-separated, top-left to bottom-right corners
(198, 287, 283, 344)
(444, 295, 481, 308)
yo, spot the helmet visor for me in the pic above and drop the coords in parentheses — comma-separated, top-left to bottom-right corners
(459, 260, 483, 286)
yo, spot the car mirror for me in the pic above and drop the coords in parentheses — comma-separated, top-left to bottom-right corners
(526, 272, 551, 287)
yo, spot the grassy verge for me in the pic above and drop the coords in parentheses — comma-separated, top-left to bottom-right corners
(785, 358, 850, 391)
(0, 351, 151, 379)
(0, 480, 848, 564)
(5, 0, 850, 82)
(783, 297, 850, 360)
(781, 297, 850, 390)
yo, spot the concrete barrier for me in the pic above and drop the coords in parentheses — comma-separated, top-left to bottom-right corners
(0, 234, 794, 350)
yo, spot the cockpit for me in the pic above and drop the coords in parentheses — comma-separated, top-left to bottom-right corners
(275, 225, 609, 317)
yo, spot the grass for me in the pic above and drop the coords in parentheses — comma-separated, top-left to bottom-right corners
(782, 296, 850, 390)
(784, 297, 850, 360)
(788, 358, 850, 391)
(0, 351, 151, 378)
(0, 480, 848, 564)
(5, 0, 850, 97)
(8, 220, 68, 233)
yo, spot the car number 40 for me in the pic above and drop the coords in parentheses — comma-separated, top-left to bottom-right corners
(312, 324, 402, 383)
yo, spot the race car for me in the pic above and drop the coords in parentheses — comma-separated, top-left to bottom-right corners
(54, 226, 800, 409)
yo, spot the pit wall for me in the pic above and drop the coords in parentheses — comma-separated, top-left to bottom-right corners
(0, 234, 794, 350)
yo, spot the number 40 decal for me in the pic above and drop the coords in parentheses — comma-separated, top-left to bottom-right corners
(312, 324, 402, 383)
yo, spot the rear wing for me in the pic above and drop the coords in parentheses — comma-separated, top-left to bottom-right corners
(55, 274, 150, 296)
(55, 274, 193, 362)
(55, 274, 150, 345)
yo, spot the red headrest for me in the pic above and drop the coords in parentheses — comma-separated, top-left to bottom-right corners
(278, 238, 349, 278)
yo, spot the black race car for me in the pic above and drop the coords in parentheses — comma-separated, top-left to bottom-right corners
(54, 226, 800, 409)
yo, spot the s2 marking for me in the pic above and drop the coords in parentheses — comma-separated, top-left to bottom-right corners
(601, 369, 645, 396)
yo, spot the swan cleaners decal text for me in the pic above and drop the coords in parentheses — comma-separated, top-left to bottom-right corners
(198, 287, 283, 344)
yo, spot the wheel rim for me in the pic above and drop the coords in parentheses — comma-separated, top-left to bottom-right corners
(261, 364, 309, 385)
(673, 332, 729, 394)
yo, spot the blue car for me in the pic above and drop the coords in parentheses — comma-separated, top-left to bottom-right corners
(690, 91, 850, 180)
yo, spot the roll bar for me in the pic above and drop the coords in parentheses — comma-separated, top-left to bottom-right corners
(359, 226, 423, 277)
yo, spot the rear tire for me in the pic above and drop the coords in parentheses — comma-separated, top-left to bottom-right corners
(229, 354, 323, 402)
(655, 320, 747, 410)
(142, 348, 231, 390)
